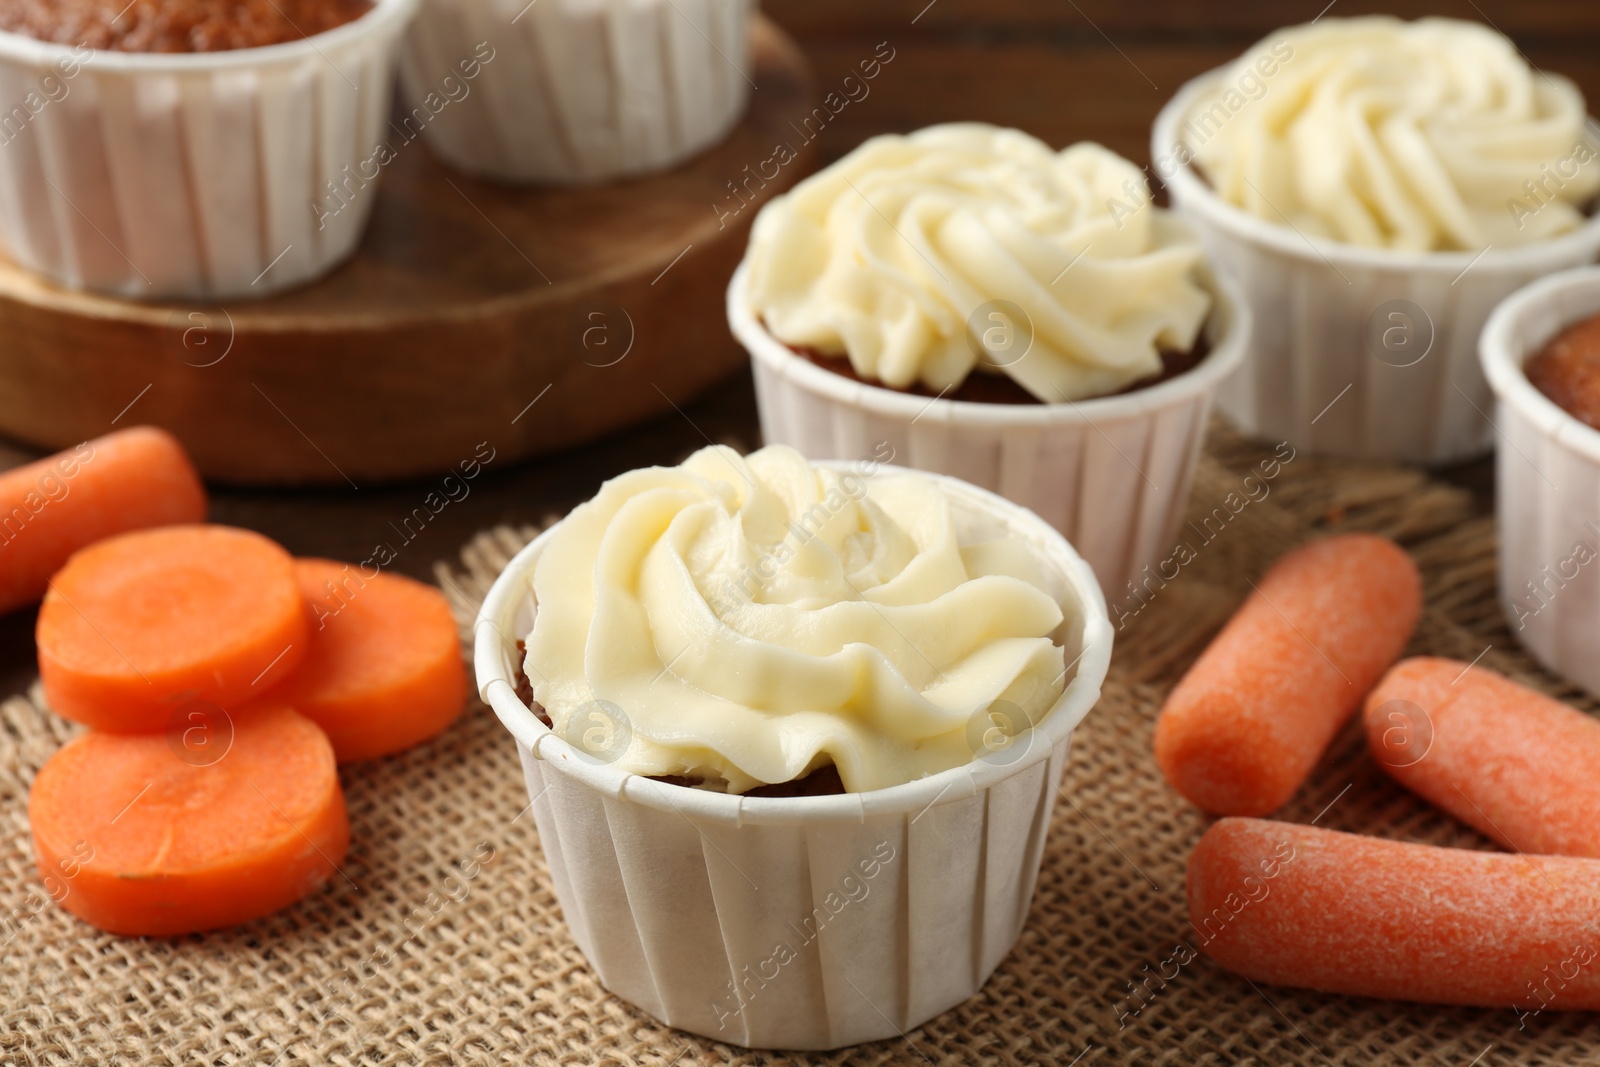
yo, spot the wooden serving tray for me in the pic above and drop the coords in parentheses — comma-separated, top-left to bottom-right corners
(0, 17, 815, 486)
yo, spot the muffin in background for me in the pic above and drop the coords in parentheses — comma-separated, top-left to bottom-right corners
(1154, 16, 1600, 464)
(0, 0, 418, 298)
(1525, 314, 1600, 431)
(398, 0, 752, 184)
(1481, 266, 1600, 702)
(0, 0, 375, 52)
(730, 123, 1250, 598)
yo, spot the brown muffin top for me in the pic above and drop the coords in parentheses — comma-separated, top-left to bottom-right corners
(786, 337, 1212, 406)
(0, 0, 374, 53)
(1527, 312, 1600, 432)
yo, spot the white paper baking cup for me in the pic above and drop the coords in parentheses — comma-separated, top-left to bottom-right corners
(1153, 68, 1600, 465)
(474, 464, 1113, 1050)
(1481, 266, 1600, 698)
(729, 260, 1250, 602)
(0, 0, 418, 300)
(398, 0, 751, 184)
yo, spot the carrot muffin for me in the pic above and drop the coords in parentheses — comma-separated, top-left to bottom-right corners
(0, 0, 413, 299)
(478, 438, 1111, 1048)
(1480, 267, 1600, 705)
(1, 0, 374, 52)
(1153, 16, 1600, 464)
(1526, 311, 1600, 431)
(397, 0, 752, 183)
(727, 122, 1248, 597)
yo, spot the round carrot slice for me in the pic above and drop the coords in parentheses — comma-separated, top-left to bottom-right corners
(279, 558, 467, 762)
(37, 525, 309, 733)
(0, 426, 207, 616)
(29, 703, 349, 936)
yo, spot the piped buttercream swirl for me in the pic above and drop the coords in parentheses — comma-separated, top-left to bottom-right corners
(523, 444, 1070, 793)
(743, 123, 1213, 402)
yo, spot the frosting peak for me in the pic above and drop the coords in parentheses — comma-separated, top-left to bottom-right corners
(1186, 17, 1600, 251)
(522, 444, 1071, 794)
(742, 123, 1214, 402)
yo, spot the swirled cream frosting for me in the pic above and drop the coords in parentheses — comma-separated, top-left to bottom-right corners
(522, 444, 1070, 794)
(742, 123, 1214, 402)
(1186, 17, 1600, 251)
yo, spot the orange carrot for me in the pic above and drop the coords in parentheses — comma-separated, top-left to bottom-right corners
(1154, 534, 1421, 815)
(0, 427, 206, 615)
(1367, 657, 1600, 859)
(37, 525, 308, 732)
(1190, 818, 1600, 1011)
(277, 559, 467, 762)
(29, 702, 348, 936)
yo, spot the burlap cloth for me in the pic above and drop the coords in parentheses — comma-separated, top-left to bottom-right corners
(3, 423, 1597, 1065)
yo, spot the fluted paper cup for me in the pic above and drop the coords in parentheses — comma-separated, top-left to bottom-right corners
(398, 0, 751, 184)
(1153, 68, 1600, 465)
(474, 465, 1112, 1050)
(729, 261, 1250, 601)
(0, 0, 417, 300)
(1481, 266, 1600, 698)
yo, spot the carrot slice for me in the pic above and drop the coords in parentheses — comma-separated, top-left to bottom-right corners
(1190, 818, 1600, 1010)
(37, 525, 308, 732)
(278, 559, 467, 762)
(1154, 534, 1421, 815)
(0, 427, 206, 615)
(29, 702, 348, 936)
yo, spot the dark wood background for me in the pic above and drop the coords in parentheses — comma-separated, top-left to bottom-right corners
(1, 0, 1590, 698)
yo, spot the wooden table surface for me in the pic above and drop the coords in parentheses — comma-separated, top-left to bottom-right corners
(0, 0, 1581, 698)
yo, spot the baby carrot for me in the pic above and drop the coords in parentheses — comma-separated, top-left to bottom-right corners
(1190, 818, 1600, 1010)
(29, 702, 348, 936)
(37, 525, 308, 732)
(0, 427, 206, 615)
(277, 559, 467, 762)
(1154, 534, 1421, 815)
(1366, 657, 1600, 858)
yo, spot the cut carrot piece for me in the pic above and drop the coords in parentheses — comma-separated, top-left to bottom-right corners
(1154, 534, 1421, 815)
(1190, 818, 1600, 1010)
(1367, 656, 1600, 858)
(37, 525, 308, 732)
(277, 559, 467, 762)
(0, 427, 206, 615)
(29, 703, 348, 936)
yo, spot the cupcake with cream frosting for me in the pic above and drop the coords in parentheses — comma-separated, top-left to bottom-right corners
(728, 123, 1251, 598)
(475, 444, 1111, 1047)
(397, 0, 753, 184)
(1153, 15, 1600, 463)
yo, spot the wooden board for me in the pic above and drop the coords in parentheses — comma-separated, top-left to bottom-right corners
(0, 17, 815, 486)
